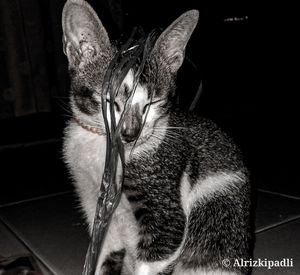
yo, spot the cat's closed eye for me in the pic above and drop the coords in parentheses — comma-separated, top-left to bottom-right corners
(124, 84, 130, 95)
(142, 103, 150, 114)
(106, 99, 120, 112)
(142, 99, 165, 114)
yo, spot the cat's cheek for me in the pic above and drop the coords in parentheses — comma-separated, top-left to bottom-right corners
(114, 112, 121, 125)
(143, 107, 156, 123)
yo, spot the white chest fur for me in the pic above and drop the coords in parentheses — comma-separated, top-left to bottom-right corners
(63, 121, 139, 272)
(64, 121, 107, 227)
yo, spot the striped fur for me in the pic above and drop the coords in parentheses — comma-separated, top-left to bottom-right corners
(62, 1, 252, 274)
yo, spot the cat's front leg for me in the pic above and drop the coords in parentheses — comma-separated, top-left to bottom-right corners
(95, 194, 138, 275)
(98, 248, 126, 275)
(94, 216, 125, 275)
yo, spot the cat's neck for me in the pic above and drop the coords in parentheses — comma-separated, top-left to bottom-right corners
(73, 113, 170, 161)
(73, 117, 104, 136)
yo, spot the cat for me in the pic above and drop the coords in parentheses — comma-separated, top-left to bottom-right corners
(62, 0, 252, 274)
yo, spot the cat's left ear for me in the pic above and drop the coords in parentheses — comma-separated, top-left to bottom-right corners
(153, 10, 199, 73)
(62, 0, 111, 68)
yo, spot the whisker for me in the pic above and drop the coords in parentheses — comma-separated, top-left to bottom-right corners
(165, 130, 182, 137)
(58, 101, 73, 115)
(60, 114, 74, 119)
(154, 126, 187, 130)
(154, 127, 184, 137)
(154, 129, 183, 141)
(151, 132, 178, 145)
(149, 134, 168, 147)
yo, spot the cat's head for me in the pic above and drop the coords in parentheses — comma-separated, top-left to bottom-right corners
(62, 0, 198, 151)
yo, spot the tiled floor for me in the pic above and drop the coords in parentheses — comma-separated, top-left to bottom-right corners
(0, 219, 52, 274)
(0, 192, 89, 275)
(253, 190, 300, 274)
(1, 189, 300, 274)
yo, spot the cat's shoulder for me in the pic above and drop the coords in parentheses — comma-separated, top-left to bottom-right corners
(169, 109, 226, 137)
(169, 109, 242, 156)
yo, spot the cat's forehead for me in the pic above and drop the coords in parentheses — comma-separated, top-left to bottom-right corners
(112, 69, 149, 104)
(122, 69, 135, 92)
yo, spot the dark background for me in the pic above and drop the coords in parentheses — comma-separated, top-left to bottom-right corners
(0, 0, 297, 205)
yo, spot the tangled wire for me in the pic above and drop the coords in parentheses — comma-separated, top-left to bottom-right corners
(82, 29, 158, 275)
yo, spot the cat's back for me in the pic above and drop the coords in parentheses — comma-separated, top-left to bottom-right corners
(158, 110, 245, 175)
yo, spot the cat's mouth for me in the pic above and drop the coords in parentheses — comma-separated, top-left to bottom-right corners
(121, 137, 143, 148)
(121, 131, 152, 149)
(121, 129, 158, 151)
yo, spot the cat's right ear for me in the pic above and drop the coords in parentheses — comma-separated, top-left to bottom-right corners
(152, 10, 199, 74)
(62, 0, 111, 69)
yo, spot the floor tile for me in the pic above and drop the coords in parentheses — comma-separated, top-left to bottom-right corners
(255, 190, 300, 232)
(0, 193, 89, 275)
(0, 221, 28, 256)
(253, 219, 300, 274)
(2, 188, 300, 274)
(0, 220, 52, 274)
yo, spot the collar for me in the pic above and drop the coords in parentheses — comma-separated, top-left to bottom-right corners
(73, 117, 104, 136)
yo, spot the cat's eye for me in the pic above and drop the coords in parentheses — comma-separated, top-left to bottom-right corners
(124, 84, 129, 95)
(106, 99, 120, 112)
(142, 99, 163, 114)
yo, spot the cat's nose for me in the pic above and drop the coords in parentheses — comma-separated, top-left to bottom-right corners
(121, 127, 139, 143)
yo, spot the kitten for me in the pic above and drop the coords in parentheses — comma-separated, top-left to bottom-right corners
(62, 0, 252, 274)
